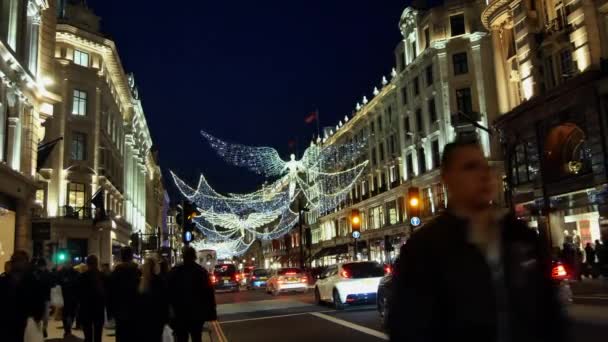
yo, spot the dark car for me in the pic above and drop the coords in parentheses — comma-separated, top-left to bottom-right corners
(377, 273, 393, 328)
(211, 264, 240, 292)
(247, 269, 270, 289)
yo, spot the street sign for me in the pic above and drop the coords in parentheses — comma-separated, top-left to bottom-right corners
(352, 231, 361, 239)
(410, 216, 421, 226)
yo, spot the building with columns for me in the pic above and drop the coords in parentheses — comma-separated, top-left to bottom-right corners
(302, 1, 501, 267)
(0, 0, 60, 272)
(31, 0, 165, 266)
(486, 0, 608, 249)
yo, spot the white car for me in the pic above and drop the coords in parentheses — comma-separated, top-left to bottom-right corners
(266, 267, 308, 295)
(314, 261, 386, 310)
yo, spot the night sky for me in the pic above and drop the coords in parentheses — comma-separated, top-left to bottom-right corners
(88, 0, 408, 199)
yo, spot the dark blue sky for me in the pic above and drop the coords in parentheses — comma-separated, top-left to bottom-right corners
(88, 0, 407, 197)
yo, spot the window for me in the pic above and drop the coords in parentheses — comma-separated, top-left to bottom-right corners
(1, 0, 20, 50)
(72, 90, 87, 116)
(361, 180, 367, 195)
(389, 165, 397, 183)
(404, 116, 411, 134)
(426, 65, 433, 86)
(379, 142, 385, 162)
(35, 189, 45, 204)
(71, 132, 86, 161)
(450, 14, 465, 36)
(68, 183, 86, 209)
(389, 135, 396, 155)
(370, 205, 385, 229)
(411, 41, 417, 60)
(452, 52, 468, 75)
(0, 103, 6, 161)
(428, 98, 437, 123)
(370, 121, 375, 134)
(73, 50, 89, 67)
(387, 200, 398, 225)
(406, 153, 414, 177)
(414, 77, 420, 95)
(560, 49, 573, 76)
(378, 116, 383, 132)
(371, 148, 377, 166)
(416, 109, 423, 133)
(511, 140, 539, 184)
(387, 106, 393, 123)
(545, 56, 556, 88)
(418, 147, 426, 174)
(424, 27, 430, 49)
(456, 87, 473, 114)
(401, 86, 408, 104)
(431, 140, 440, 169)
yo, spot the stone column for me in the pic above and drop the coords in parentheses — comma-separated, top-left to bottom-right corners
(491, 26, 510, 114)
(470, 33, 491, 157)
(7, 116, 21, 171)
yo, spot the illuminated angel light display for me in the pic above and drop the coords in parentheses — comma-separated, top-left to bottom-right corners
(172, 130, 368, 256)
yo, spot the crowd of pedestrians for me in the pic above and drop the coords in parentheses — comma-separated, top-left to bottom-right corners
(0, 246, 217, 342)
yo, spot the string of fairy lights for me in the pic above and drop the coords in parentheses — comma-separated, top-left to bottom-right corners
(172, 130, 368, 257)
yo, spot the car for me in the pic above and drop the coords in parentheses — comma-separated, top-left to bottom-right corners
(314, 261, 386, 310)
(241, 266, 255, 286)
(377, 269, 393, 328)
(266, 267, 308, 295)
(247, 268, 270, 289)
(211, 264, 240, 292)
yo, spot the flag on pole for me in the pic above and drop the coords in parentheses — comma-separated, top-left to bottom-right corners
(304, 111, 318, 124)
(91, 189, 107, 224)
(36, 137, 63, 171)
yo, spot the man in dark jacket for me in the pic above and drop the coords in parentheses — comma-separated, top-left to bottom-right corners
(0, 251, 46, 342)
(108, 247, 141, 342)
(58, 261, 80, 337)
(389, 139, 568, 342)
(33, 258, 53, 338)
(168, 246, 217, 342)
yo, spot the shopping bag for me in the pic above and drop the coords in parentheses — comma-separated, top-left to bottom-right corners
(24, 318, 43, 342)
(50, 285, 63, 308)
(162, 325, 174, 342)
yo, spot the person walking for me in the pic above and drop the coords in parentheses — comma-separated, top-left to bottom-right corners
(136, 257, 169, 342)
(76, 255, 106, 342)
(108, 247, 141, 342)
(584, 243, 596, 278)
(168, 247, 217, 342)
(388, 139, 568, 342)
(32, 258, 53, 338)
(100, 263, 114, 329)
(0, 251, 46, 342)
(57, 260, 80, 337)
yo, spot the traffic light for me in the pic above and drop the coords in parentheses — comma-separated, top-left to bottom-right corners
(407, 186, 421, 223)
(182, 230, 193, 244)
(54, 249, 68, 264)
(178, 201, 200, 245)
(351, 209, 361, 239)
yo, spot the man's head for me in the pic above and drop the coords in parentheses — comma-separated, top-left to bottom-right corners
(86, 255, 99, 270)
(441, 139, 497, 212)
(120, 246, 134, 263)
(10, 250, 30, 274)
(183, 246, 197, 264)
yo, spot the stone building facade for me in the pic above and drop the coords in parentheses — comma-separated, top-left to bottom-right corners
(0, 0, 60, 272)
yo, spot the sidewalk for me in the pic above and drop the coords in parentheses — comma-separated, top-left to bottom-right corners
(571, 278, 608, 296)
(44, 320, 217, 342)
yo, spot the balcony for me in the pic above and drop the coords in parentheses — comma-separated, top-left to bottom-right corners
(32, 206, 102, 220)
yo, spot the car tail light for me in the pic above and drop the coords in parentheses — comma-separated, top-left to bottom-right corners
(235, 274, 241, 282)
(552, 263, 569, 280)
(300, 277, 307, 283)
(340, 270, 351, 278)
(252, 275, 257, 280)
(286, 272, 297, 275)
(211, 275, 218, 284)
(384, 265, 392, 275)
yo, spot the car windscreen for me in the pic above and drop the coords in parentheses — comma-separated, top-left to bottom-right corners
(277, 268, 302, 275)
(342, 262, 384, 278)
(214, 264, 236, 275)
(253, 269, 269, 276)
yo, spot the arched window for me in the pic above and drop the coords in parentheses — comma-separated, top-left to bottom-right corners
(543, 123, 591, 181)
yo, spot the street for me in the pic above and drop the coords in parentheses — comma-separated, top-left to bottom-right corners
(212, 288, 608, 342)
(43, 286, 608, 341)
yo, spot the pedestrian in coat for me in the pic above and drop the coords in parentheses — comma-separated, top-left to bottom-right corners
(108, 247, 141, 342)
(584, 243, 596, 278)
(0, 251, 46, 342)
(136, 257, 169, 342)
(168, 247, 217, 342)
(57, 261, 80, 337)
(77, 255, 106, 342)
(388, 139, 568, 342)
(33, 258, 53, 338)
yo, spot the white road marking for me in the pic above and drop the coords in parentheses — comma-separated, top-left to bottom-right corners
(309, 312, 389, 340)
(220, 310, 337, 324)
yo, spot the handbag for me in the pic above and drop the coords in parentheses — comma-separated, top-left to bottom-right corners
(24, 318, 43, 342)
(50, 285, 64, 308)
(162, 324, 174, 342)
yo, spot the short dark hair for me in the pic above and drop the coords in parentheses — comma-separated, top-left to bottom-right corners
(183, 246, 196, 263)
(86, 255, 98, 268)
(440, 137, 481, 172)
(120, 246, 134, 262)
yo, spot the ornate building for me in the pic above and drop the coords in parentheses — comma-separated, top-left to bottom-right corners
(0, 0, 59, 272)
(32, 1, 165, 265)
(302, 1, 501, 267)
(486, 0, 608, 248)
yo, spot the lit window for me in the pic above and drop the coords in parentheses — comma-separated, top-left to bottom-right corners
(68, 183, 86, 209)
(72, 90, 87, 116)
(71, 132, 87, 161)
(35, 189, 45, 204)
(73, 50, 89, 67)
